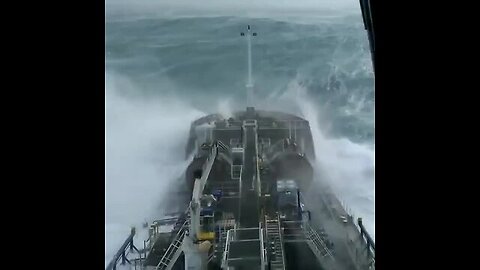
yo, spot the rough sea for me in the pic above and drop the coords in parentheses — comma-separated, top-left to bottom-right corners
(105, 2, 374, 266)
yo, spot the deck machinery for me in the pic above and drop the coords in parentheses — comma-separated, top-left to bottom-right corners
(106, 107, 375, 270)
(106, 24, 375, 270)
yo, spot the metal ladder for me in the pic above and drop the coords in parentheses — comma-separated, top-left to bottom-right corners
(265, 219, 286, 270)
(282, 221, 335, 269)
(155, 220, 189, 270)
(303, 222, 335, 265)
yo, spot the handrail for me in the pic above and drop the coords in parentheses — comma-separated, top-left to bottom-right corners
(330, 188, 375, 256)
(358, 218, 375, 253)
(217, 140, 232, 157)
(259, 223, 266, 269)
(281, 221, 334, 261)
(304, 221, 335, 259)
(221, 229, 232, 268)
(144, 213, 187, 254)
(264, 217, 286, 270)
(122, 145, 218, 270)
(255, 132, 262, 197)
(155, 220, 189, 270)
(306, 187, 376, 269)
(208, 252, 215, 263)
(277, 219, 287, 269)
(106, 228, 139, 270)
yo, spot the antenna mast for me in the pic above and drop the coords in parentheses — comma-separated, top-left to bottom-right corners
(240, 25, 257, 107)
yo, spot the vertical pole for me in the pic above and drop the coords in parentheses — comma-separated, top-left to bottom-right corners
(358, 217, 364, 239)
(246, 26, 253, 106)
(130, 227, 135, 251)
(121, 250, 126, 265)
(289, 121, 292, 139)
(247, 28, 252, 86)
(242, 25, 256, 107)
(294, 121, 297, 142)
(297, 189, 302, 221)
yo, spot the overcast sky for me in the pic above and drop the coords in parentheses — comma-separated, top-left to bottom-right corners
(106, 0, 361, 17)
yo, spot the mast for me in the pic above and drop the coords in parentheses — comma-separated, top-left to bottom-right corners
(240, 25, 257, 107)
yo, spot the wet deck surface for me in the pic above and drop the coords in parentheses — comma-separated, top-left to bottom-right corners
(303, 180, 371, 270)
(239, 123, 260, 228)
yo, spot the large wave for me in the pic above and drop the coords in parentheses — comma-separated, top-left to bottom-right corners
(105, 72, 205, 266)
(105, 9, 374, 264)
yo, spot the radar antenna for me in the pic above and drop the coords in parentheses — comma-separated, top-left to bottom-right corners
(240, 25, 257, 106)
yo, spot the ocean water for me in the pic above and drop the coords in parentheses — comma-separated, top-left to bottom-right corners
(105, 3, 374, 266)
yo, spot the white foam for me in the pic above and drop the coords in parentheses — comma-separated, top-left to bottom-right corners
(105, 72, 205, 263)
(290, 80, 375, 240)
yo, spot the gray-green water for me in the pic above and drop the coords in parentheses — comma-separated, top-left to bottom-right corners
(105, 6, 374, 265)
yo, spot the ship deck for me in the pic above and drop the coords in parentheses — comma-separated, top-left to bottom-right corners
(304, 180, 374, 270)
(109, 108, 374, 270)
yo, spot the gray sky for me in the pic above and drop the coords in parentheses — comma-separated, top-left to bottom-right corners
(106, 0, 361, 17)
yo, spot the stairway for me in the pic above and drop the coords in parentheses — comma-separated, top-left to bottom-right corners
(155, 220, 189, 270)
(302, 222, 336, 269)
(265, 219, 286, 270)
(282, 221, 335, 269)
